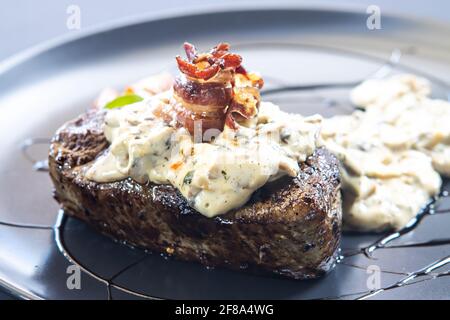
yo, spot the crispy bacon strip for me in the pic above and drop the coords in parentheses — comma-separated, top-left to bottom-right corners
(225, 87, 260, 129)
(173, 42, 263, 138)
(183, 42, 197, 62)
(175, 56, 221, 80)
(173, 76, 232, 106)
(176, 42, 243, 81)
(210, 43, 230, 58)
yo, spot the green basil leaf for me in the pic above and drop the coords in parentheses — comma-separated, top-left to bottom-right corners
(104, 94, 144, 109)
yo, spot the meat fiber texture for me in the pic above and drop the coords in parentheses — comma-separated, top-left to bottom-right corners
(49, 109, 342, 279)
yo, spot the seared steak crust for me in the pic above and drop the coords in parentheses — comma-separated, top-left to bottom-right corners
(49, 110, 342, 279)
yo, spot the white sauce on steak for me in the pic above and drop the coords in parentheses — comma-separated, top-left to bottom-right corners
(86, 73, 448, 230)
(86, 93, 322, 217)
(322, 74, 447, 231)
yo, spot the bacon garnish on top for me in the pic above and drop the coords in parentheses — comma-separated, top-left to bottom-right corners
(173, 42, 263, 138)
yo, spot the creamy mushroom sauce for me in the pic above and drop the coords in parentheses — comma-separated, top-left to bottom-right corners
(87, 73, 449, 230)
(322, 74, 448, 231)
(86, 92, 322, 217)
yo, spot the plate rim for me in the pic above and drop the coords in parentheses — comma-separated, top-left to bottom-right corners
(2, 4, 450, 76)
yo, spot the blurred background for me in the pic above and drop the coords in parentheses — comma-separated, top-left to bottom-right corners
(1, 0, 449, 61)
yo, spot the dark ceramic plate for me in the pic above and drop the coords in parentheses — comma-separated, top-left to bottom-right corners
(0, 7, 450, 300)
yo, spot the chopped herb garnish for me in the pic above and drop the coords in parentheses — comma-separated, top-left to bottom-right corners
(165, 139, 172, 150)
(221, 170, 228, 180)
(104, 94, 143, 109)
(183, 170, 194, 185)
(281, 132, 291, 143)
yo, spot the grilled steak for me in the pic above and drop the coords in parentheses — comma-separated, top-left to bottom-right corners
(49, 109, 342, 279)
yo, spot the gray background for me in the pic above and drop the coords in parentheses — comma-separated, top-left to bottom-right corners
(0, 0, 448, 300)
(1, 0, 449, 62)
